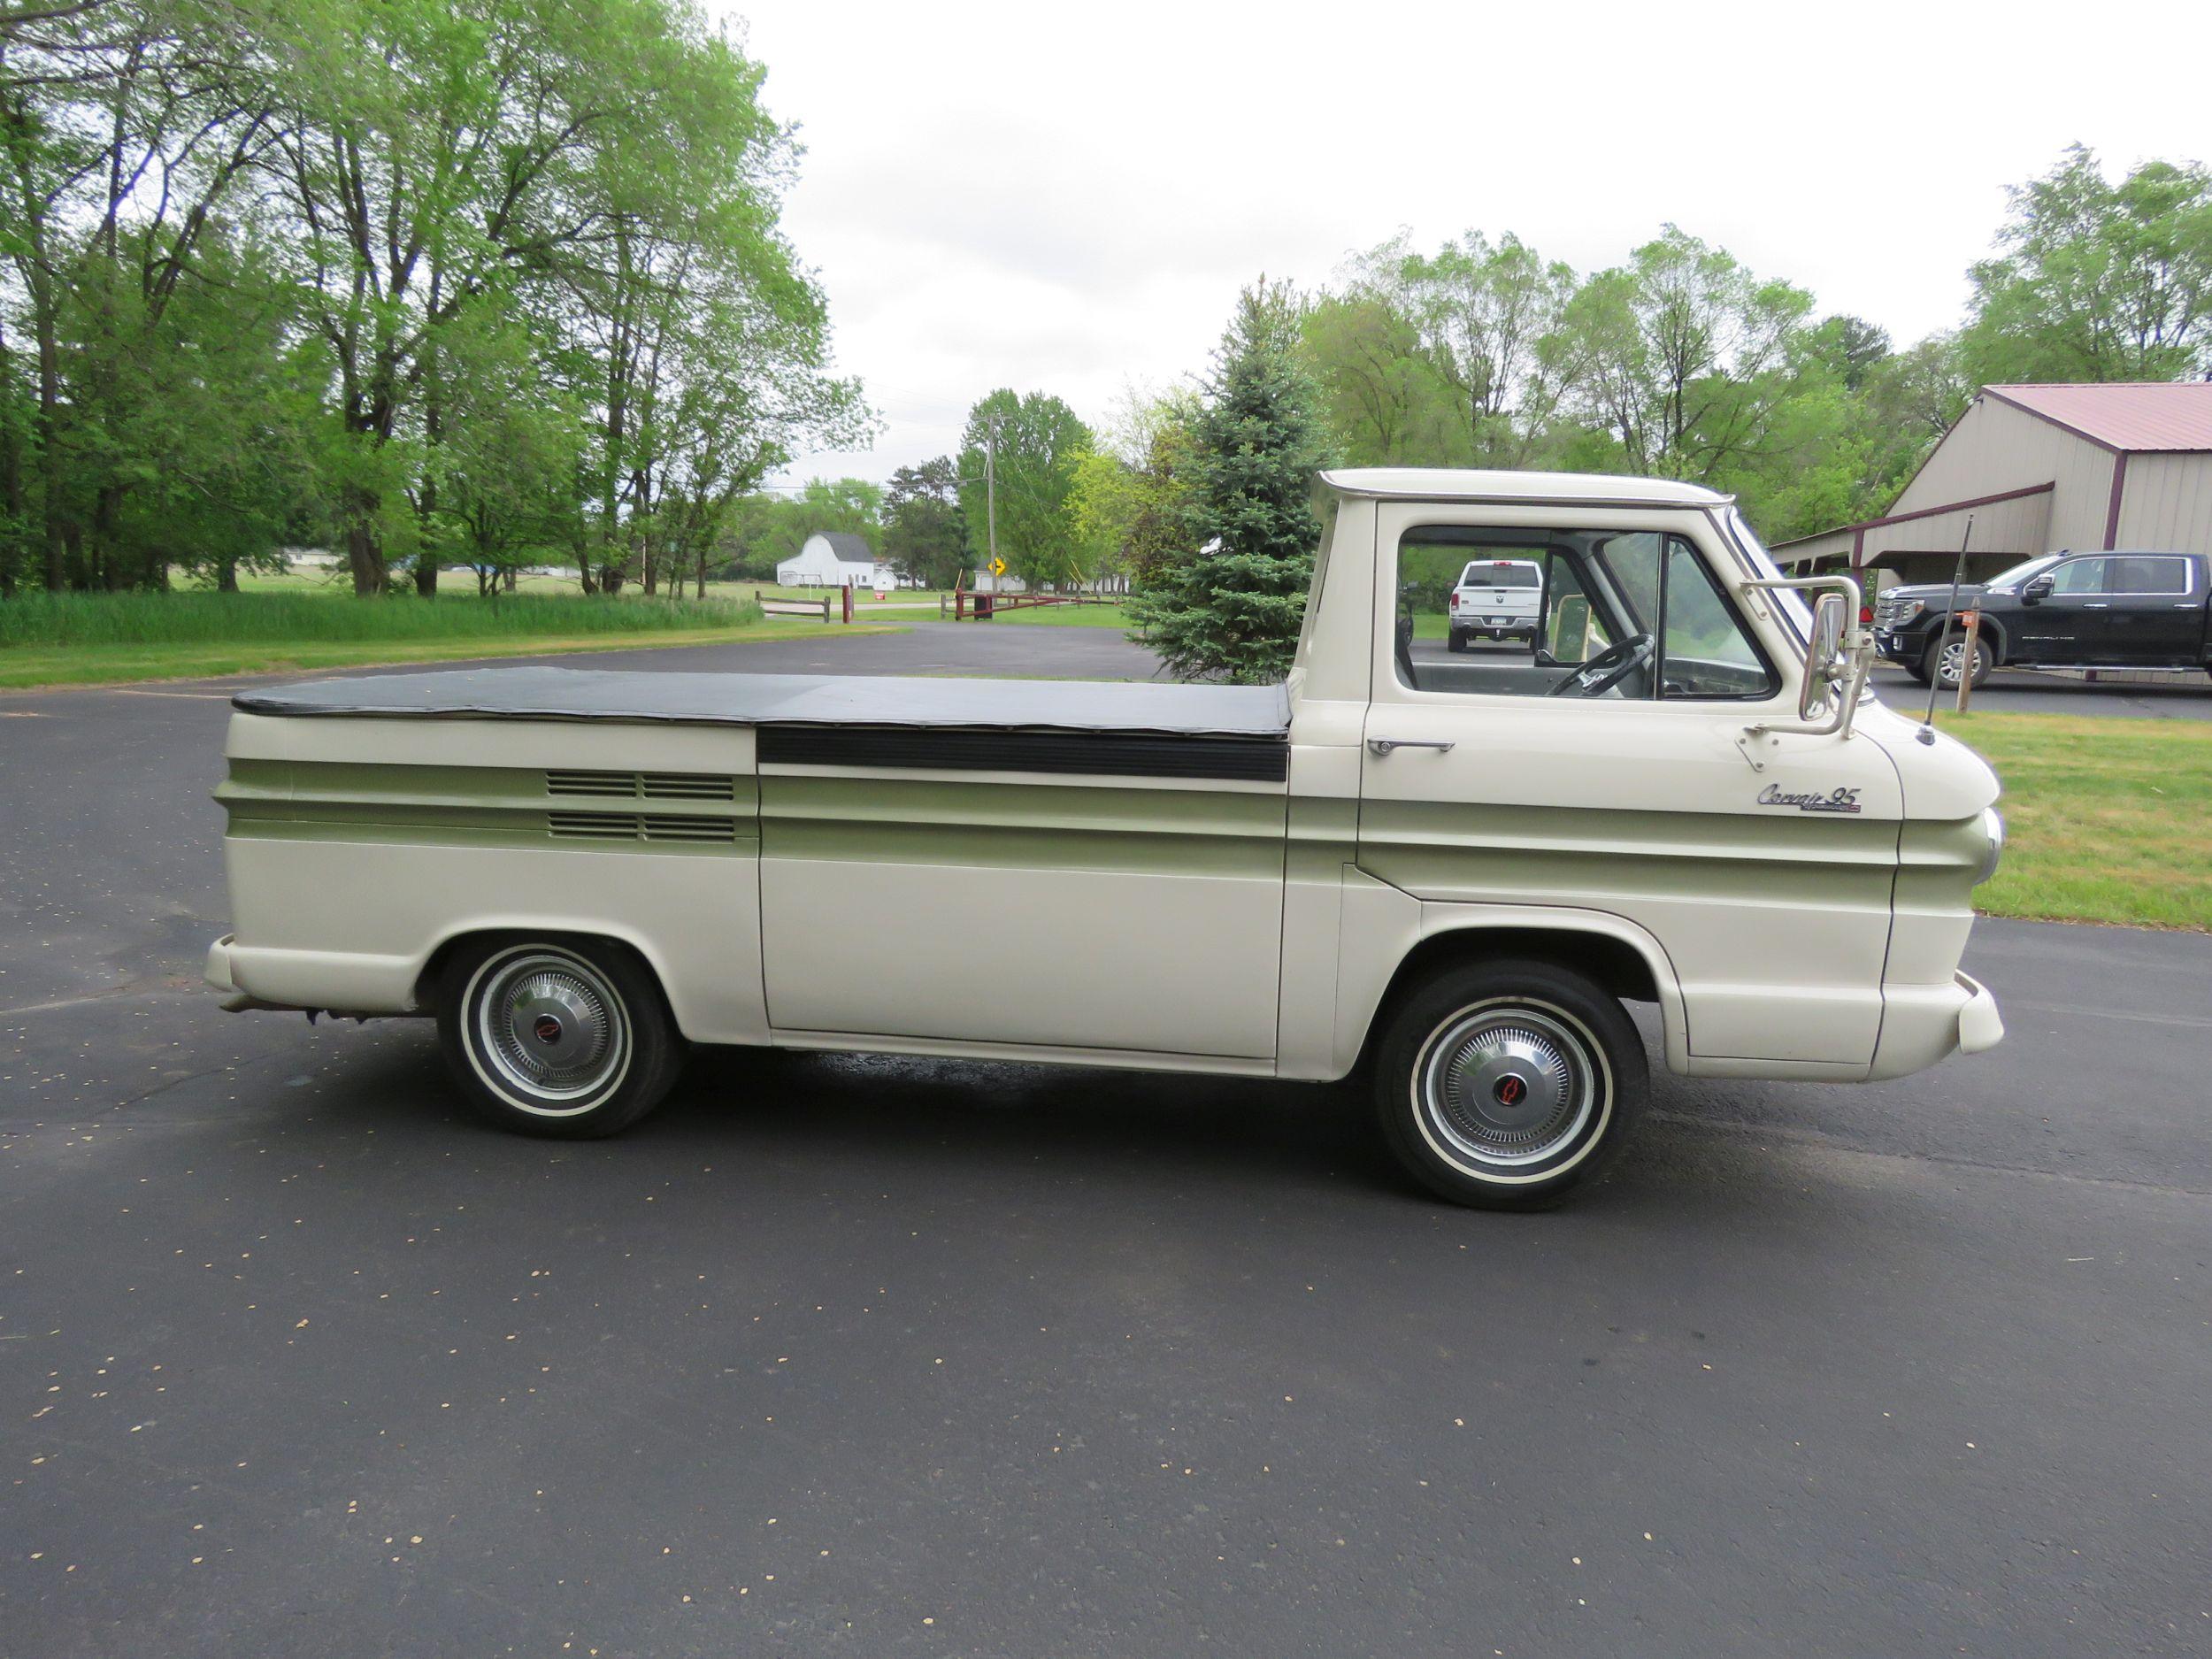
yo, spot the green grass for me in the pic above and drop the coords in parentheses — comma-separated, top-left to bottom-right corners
(1940, 711, 2212, 931)
(1, 588, 768, 648)
(0, 590, 912, 688)
(234, 569, 956, 608)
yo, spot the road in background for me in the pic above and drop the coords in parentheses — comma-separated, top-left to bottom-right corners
(1868, 661, 2212, 719)
(4, 627, 2208, 1657)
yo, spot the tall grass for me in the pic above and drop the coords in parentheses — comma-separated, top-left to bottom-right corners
(0, 589, 764, 649)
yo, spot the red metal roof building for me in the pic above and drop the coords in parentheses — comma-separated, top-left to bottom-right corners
(1774, 381, 2212, 583)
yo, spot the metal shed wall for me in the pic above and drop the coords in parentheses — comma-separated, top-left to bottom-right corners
(1893, 396, 2116, 551)
(2115, 452, 2212, 555)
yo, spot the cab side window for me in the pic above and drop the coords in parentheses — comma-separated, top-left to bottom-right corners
(2108, 556, 2191, 595)
(1391, 526, 1776, 701)
(2047, 558, 2108, 596)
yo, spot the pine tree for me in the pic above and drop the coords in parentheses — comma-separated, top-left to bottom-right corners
(1129, 280, 1334, 681)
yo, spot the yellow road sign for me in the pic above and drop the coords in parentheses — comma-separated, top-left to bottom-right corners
(988, 557, 1007, 577)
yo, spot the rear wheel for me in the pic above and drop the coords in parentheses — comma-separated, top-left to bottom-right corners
(1447, 631, 1468, 654)
(1371, 960, 1646, 1210)
(436, 937, 684, 1138)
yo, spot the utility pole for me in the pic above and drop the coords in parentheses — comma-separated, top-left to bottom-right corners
(984, 414, 998, 584)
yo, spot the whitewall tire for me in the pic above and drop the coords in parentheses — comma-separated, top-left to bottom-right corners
(1372, 960, 1647, 1209)
(436, 937, 684, 1138)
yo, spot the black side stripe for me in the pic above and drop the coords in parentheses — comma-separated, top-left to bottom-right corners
(757, 725, 1289, 783)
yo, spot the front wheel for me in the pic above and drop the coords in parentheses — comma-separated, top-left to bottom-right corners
(1371, 960, 1647, 1210)
(1924, 633, 1993, 691)
(436, 937, 685, 1138)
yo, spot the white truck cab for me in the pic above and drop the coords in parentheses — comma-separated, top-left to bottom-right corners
(206, 468, 2004, 1208)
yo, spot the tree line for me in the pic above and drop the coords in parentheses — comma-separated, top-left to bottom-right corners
(818, 144, 2212, 631)
(0, 0, 868, 600)
(1304, 144, 2211, 546)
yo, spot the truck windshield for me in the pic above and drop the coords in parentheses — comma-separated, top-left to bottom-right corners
(1980, 555, 2062, 591)
(1722, 511, 1813, 644)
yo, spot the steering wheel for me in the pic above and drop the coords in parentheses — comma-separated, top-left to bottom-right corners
(1394, 612, 1417, 688)
(1544, 632, 1655, 698)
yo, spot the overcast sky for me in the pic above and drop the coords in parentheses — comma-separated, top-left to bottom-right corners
(714, 0, 2212, 492)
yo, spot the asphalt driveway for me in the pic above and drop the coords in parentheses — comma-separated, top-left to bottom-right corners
(3, 626, 2208, 1657)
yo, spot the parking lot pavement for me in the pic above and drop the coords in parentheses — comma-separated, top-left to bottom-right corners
(4, 644, 2210, 1657)
(1870, 661, 2212, 719)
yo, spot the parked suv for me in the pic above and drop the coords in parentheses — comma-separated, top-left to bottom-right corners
(1448, 558, 1542, 649)
(1874, 550, 2212, 689)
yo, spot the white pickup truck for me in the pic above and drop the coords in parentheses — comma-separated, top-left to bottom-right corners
(1448, 557, 1542, 648)
(206, 469, 2005, 1208)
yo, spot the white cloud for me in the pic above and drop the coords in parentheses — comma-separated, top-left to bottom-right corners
(715, 0, 2212, 488)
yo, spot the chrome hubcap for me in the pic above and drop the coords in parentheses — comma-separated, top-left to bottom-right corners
(1417, 1003, 1599, 1168)
(472, 949, 629, 1110)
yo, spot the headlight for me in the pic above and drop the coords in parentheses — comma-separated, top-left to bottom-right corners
(1973, 806, 2004, 886)
(1894, 599, 1926, 624)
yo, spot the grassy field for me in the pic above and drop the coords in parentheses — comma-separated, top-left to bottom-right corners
(1942, 711, 2212, 931)
(0, 590, 887, 688)
(236, 569, 957, 610)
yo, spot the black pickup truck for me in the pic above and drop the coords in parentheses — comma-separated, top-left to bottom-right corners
(1873, 549, 2212, 689)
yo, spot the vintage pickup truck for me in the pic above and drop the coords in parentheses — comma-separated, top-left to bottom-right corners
(206, 469, 2006, 1208)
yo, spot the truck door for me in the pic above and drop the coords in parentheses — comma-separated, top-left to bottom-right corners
(2093, 555, 2204, 665)
(2016, 556, 2109, 664)
(1356, 504, 1903, 1069)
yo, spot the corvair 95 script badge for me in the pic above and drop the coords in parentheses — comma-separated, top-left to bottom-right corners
(1756, 785, 1863, 814)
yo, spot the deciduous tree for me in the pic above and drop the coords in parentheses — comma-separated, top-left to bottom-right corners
(1962, 145, 2212, 384)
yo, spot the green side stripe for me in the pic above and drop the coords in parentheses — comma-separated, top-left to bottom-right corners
(1355, 799, 1901, 909)
(226, 818, 754, 855)
(757, 774, 1287, 878)
(219, 758, 757, 854)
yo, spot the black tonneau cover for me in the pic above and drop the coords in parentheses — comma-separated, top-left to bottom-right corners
(234, 668, 1291, 741)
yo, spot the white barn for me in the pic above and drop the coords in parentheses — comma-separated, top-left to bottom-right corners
(777, 531, 880, 588)
(1774, 382, 2212, 588)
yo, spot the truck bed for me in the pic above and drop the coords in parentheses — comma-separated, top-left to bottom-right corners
(233, 668, 1293, 781)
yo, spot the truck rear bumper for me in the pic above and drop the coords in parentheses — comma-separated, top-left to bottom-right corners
(204, 933, 422, 1018)
(1869, 970, 2003, 1079)
(204, 933, 238, 994)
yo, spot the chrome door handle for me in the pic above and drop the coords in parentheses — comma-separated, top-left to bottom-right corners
(1368, 738, 1455, 756)
(2085, 602, 2108, 609)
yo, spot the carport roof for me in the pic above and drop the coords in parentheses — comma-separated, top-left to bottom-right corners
(1987, 382, 2212, 453)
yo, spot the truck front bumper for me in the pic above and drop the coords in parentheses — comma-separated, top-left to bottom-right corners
(1869, 970, 2004, 1079)
(1875, 629, 1920, 662)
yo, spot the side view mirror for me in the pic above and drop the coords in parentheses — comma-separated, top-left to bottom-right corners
(1799, 591, 1849, 720)
(2021, 575, 2053, 604)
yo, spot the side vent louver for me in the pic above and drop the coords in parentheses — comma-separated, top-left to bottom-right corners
(641, 814, 737, 844)
(545, 769, 737, 800)
(546, 769, 636, 798)
(549, 810, 641, 840)
(641, 772, 736, 801)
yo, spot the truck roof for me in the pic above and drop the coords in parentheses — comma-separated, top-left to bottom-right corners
(1319, 468, 1733, 509)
